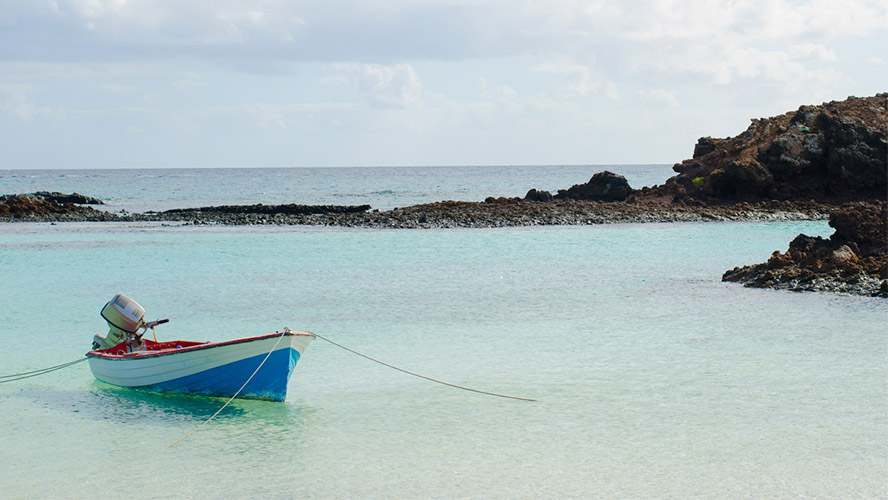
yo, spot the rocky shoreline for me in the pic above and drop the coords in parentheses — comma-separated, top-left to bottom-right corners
(1, 189, 882, 298)
(723, 202, 887, 297)
(2, 94, 885, 297)
(0, 195, 831, 228)
(157, 199, 829, 228)
(0, 193, 117, 221)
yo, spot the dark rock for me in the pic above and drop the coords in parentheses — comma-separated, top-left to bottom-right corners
(693, 136, 720, 158)
(524, 189, 554, 202)
(788, 234, 828, 253)
(554, 171, 632, 202)
(645, 94, 887, 205)
(162, 203, 371, 216)
(483, 196, 520, 204)
(722, 201, 887, 297)
(0, 194, 113, 220)
(708, 160, 774, 199)
(763, 134, 826, 179)
(30, 192, 104, 205)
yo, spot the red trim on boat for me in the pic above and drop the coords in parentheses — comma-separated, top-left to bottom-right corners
(85, 331, 315, 360)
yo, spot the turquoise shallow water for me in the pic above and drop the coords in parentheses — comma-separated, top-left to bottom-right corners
(1, 220, 885, 499)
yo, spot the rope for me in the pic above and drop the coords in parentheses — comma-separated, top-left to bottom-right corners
(313, 333, 536, 402)
(165, 330, 289, 449)
(167, 330, 534, 449)
(0, 358, 87, 384)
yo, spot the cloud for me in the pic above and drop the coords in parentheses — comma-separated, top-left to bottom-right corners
(96, 82, 155, 103)
(619, 0, 888, 41)
(245, 101, 288, 130)
(63, 0, 307, 44)
(789, 44, 837, 62)
(496, 85, 518, 100)
(640, 89, 678, 109)
(0, 84, 51, 121)
(626, 39, 845, 95)
(606, 0, 883, 94)
(531, 61, 619, 99)
(324, 63, 423, 108)
(0, 0, 885, 168)
(1, 1, 885, 75)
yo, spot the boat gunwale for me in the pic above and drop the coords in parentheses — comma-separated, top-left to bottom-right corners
(85, 331, 315, 361)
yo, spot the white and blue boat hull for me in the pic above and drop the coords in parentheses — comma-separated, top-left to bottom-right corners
(86, 332, 314, 402)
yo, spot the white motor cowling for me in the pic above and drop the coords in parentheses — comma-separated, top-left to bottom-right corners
(93, 294, 146, 350)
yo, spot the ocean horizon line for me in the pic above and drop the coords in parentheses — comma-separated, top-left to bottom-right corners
(0, 163, 672, 173)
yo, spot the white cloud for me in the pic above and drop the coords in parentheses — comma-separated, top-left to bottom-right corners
(591, 0, 884, 95)
(61, 0, 307, 43)
(2, 1, 885, 80)
(0, 84, 52, 121)
(0, 0, 885, 168)
(324, 63, 423, 108)
(620, 0, 888, 42)
(640, 89, 678, 109)
(95, 82, 155, 103)
(96, 83, 141, 93)
(790, 44, 837, 62)
(170, 77, 208, 90)
(629, 40, 844, 92)
(496, 85, 518, 100)
(477, 77, 490, 98)
(531, 62, 618, 99)
(245, 101, 288, 130)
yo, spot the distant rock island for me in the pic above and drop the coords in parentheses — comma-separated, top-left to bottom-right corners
(2, 94, 885, 296)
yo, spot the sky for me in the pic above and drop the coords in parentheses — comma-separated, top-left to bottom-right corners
(0, 0, 886, 169)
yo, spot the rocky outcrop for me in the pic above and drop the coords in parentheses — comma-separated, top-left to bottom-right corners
(4, 95, 883, 299)
(664, 94, 887, 204)
(153, 203, 371, 224)
(0, 193, 114, 220)
(343, 200, 826, 228)
(520, 171, 633, 203)
(723, 202, 887, 296)
(0, 190, 832, 226)
(524, 188, 554, 202)
(554, 171, 632, 202)
(0, 195, 371, 222)
(157, 199, 826, 228)
(162, 203, 370, 217)
(30, 192, 104, 205)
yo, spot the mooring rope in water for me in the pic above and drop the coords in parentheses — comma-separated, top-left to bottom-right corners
(165, 330, 288, 449)
(313, 333, 537, 402)
(167, 330, 534, 449)
(0, 358, 87, 384)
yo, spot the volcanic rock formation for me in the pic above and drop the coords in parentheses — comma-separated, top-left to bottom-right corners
(723, 201, 887, 296)
(0, 192, 108, 219)
(662, 94, 887, 204)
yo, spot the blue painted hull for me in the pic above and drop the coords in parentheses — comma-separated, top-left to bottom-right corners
(134, 348, 300, 402)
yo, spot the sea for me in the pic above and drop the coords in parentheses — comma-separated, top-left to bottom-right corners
(0, 165, 885, 499)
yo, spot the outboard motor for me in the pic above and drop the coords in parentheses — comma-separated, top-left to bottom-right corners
(93, 294, 146, 350)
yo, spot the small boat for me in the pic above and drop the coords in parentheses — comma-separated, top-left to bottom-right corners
(86, 295, 314, 402)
